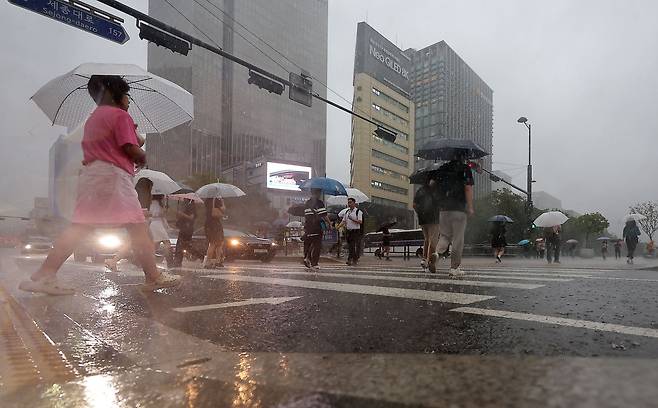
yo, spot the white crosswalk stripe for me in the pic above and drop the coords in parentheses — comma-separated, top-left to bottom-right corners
(202, 274, 496, 304)
(273, 271, 545, 289)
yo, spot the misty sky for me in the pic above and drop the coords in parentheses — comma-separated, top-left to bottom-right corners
(1, 0, 657, 236)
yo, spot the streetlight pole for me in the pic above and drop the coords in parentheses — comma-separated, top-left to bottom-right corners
(518, 117, 533, 233)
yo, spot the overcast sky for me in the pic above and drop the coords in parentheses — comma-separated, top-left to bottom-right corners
(1, 0, 657, 236)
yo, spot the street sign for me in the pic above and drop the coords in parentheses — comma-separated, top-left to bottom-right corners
(8, 0, 130, 44)
(289, 72, 313, 107)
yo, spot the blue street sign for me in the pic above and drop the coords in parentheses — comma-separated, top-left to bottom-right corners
(8, 0, 129, 44)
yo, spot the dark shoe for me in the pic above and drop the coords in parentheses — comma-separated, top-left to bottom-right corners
(346, 260, 352, 266)
(303, 258, 311, 268)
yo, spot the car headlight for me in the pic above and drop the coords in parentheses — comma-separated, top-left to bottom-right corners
(229, 239, 241, 247)
(24, 244, 32, 249)
(271, 242, 278, 247)
(98, 234, 122, 250)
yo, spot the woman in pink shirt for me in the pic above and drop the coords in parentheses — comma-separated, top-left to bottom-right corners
(20, 75, 181, 295)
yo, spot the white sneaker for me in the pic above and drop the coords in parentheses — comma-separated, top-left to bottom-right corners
(19, 277, 75, 296)
(141, 271, 182, 292)
(448, 268, 465, 279)
(420, 259, 427, 269)
(303, 258, 311, 268)
(311, 265, 320, 271)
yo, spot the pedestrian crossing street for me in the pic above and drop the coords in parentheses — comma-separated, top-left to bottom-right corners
(176, 261, 658, 339)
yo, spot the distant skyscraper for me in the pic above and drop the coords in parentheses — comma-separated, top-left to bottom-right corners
(407, 42, 493, 198)
(146, 0, 328, 185)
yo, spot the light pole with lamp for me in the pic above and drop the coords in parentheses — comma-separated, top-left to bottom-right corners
(517, 117, 533, 232)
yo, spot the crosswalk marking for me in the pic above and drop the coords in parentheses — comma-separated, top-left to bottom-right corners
(172, 297, 302, 313)
(451, 307, 658, 339)
(320, 265, 602, 275)
(202, 274, 495, 304)
(273, 271, 545, 290)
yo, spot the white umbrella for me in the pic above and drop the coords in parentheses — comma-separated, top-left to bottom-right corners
(533, 211, 569, 227)
(623, 213, 646, 222)
(326, 188, 370, 206)
(134, 169, 180, 195)
(31, 63, 194, 133)
(286, 221, 303, 228)
(196, 183, 246, 199)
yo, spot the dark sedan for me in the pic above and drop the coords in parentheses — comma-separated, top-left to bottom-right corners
(188, 228, 277, 263)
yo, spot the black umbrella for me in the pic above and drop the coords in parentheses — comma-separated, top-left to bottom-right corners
(409, 162, 442, 184)
(288, 204, 306, 217)
(416, 138, 489, 161)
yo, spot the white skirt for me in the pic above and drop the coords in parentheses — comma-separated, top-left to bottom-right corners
(149, 218, 170, 243)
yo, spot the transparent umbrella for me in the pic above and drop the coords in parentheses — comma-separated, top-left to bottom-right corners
(533, 211, 569, 228)
(196, 183, 246, 199)
(31, 63, 194, 133)
(134, 169, 180, 195)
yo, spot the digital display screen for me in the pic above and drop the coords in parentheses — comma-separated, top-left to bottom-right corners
(266, 162, 312, 191)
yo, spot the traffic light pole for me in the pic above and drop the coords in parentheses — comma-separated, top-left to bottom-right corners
(526, 123, 533, 233)
(93, 0, 397, 140)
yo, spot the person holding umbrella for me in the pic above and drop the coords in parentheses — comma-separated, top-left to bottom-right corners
(601, 239, 608, 260)
(20, 75, 180, 295)
(490, 221, 508, 263)
(172, 197, 200, 267)
(204, 196, 226, 268)
(623, 219, 641, 264)
(303, 188, 331, 270)
(544, 225, 562, 264)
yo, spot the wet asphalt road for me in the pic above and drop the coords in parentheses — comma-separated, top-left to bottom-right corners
(2, 249, 658, 407)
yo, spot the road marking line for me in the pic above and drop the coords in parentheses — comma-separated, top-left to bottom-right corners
(274, 271, 545, 290)
(318, 265, 602, 275)
(172, 296, 302, 313)
(582, 276, 658, 282)
(192, 264, 581, 281)
(202, 275, 495, 304)
(450, 307, 658, 339)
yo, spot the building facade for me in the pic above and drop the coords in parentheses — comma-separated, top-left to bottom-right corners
(146, 0, 328, 191)
(350, 22, 415, 210)
(407, 41, 493, 199)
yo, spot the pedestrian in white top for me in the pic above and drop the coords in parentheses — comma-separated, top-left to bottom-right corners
(341, 197, 363, 266)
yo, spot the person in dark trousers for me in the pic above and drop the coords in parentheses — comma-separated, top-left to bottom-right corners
(544, 225, 562, 264)
(601, 240, 608, 260)
(303, 188, 330, 271)
(378, 225, 393, 261)
(413, 178, 440, 272)
(623, 220, 641, 264)
(342, 198, 363, 266)
(432, 155, 475, 278)
(172, 198, 200, 267)
(614, 239, 622, 259)
(490, 222, 507, 263)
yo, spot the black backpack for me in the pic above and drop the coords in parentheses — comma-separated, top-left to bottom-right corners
(434, 163, 465, 205)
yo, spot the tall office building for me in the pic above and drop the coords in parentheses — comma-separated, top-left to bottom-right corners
(350, 22, 415, 210)
(407, 42, 493, 198)
(146, 0, 328, 208)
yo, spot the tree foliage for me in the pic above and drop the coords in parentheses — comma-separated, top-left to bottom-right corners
(465, 188, 540, 245)
(571, 212, 610, 248)
(629, 201, 658, 241)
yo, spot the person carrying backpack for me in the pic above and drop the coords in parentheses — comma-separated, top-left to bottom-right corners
(341, 197, 364, 266)
(303, 188, 331, 270)
(413, 177, 440, 272)
(432, 155, 475, 278)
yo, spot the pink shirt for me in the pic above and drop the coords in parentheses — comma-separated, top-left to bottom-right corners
(82, 106, 139, 175)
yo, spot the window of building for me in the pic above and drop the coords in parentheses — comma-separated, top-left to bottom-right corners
(372, 134, 408, 154)
(372, 149, 408, 168)
(371, 180, 408, 196)
(371, 118, 409, 141)
(372, 103, 409, 127)
(372, 87, 409, 113)
(371, 164, 408, 181)
(371, 196, 408, 209)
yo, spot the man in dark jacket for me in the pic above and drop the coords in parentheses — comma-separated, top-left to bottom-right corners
(172, 198, 199, 267)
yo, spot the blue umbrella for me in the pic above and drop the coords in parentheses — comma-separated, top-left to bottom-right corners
(517, 239, 531, 246)
(298, 177, 348, 196)
(488, 215, 514, 223)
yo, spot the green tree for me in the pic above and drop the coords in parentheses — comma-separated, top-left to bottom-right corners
(629, 201, 658, 241)
(572, 213, 610, 248)
(183, 173, 221, 191)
